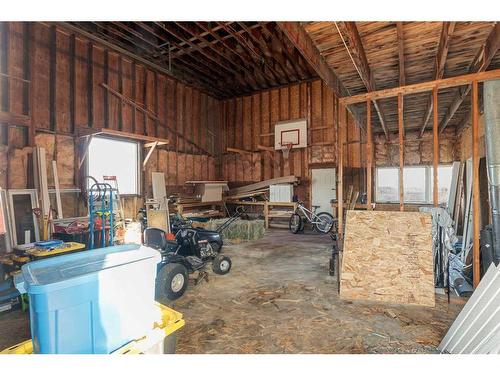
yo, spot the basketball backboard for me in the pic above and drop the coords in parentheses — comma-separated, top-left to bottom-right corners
(274, 119, 307, 150)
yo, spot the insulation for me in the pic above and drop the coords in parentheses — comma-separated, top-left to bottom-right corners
(340, 210, 435, 307)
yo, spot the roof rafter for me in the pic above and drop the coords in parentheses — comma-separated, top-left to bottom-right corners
(275, 22, 365, 130)
(439, 22, 499, 133)
(336, 22, 389, 138)
(396, 22, 406, 86)
(418, 21, 456, 137)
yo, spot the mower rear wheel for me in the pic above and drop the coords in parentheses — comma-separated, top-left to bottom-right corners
(155, 263, 188, 305)
(212, 255, 232, 275)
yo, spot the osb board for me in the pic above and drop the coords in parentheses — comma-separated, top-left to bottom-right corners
(340, 210, 435, 307)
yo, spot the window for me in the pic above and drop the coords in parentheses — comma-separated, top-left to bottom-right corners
(403, 166, 427, 203)
(87, 137, 140, 195)
(375, 165, 453, 204)
(376, 167, 399, 203)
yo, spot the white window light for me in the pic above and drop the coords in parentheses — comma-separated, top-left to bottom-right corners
(87, 137, 140, 195)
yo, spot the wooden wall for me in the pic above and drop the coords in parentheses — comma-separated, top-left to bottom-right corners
(221, 79, 342, 203)
(0, 22, 223, 198)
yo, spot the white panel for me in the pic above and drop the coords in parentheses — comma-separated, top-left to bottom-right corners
(311, 168, 336, 213)
(274, 119, 307, 150)
(270, 184, 293, 202)
(439, 262, 500, 354)
(151, 172, 167, 209)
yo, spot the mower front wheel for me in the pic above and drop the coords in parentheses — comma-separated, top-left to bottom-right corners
(212, 255, 232, 275)
(155, 263, 188, 305)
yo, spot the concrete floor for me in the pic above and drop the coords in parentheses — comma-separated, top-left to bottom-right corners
(0, 229, 465, 353)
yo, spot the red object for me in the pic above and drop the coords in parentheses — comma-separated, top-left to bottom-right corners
(166, 233, 175, 241)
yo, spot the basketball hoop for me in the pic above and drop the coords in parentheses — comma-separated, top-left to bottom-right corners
(281, 142, 293, 160)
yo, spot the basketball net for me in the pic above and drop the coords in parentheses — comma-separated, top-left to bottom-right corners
(281, 142, 293, 160)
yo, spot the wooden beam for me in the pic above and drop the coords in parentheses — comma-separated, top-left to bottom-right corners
(339, 68, 500, 105)
(338, 102, 345, 238)
(337, 22, 389, 138)
(440, 22, 500, 133)
(398, 93, 404, 212)
(433, 86, 439, 206)
(472, 80, 480, 288)
(366, 99, 373, 210)
(396, 22, 406, 87)
(78, 128, 169, 144)
(276, 21, 364, 130)
(276, 22, 345, 97)
(419, 22, 456, 136)
(0, 111, 30, 126)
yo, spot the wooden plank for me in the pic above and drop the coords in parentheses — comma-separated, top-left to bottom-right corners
(277, 22, 345, 97)
(229, 175, 298, 195)
(396, 22, 406, 86)
(336, 22, 388, 137)
(440, 23, 500, 132)
(366, 100, 373, 210)
(78, 128, 169, 144)
(340, 210, 435, 307)
(398, 93, 404, 211)
(339, 68, 500, 105)
(419, 22, 456, 136)
(433, 86, 439, 206)
(472, 80, 480, 288)
(338, 103, 345, 237)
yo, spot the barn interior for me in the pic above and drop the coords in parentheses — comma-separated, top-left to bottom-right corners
(0, 19, 500, 355)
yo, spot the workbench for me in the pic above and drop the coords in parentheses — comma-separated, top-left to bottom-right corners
(226, 200, 298, 229)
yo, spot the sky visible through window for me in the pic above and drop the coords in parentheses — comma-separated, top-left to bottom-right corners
(88, 137, 139, 195)
(376, 165, 453, 204)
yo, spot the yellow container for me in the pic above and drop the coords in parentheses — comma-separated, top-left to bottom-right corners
(0, 303, 184, 354)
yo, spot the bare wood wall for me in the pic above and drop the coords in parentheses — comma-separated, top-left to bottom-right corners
(221, 79, 343, 202)
(0, 22, 223, 194)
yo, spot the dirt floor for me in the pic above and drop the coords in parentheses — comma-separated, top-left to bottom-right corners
(0, 229, 465, 353)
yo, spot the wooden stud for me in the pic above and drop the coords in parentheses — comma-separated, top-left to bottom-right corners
(433, 86, 439, 206)
(337, 103, 345, 238)
(87, 42, 94, 128)
(472, 80, 480, 288)
(49, 26, 56, 132)
(398, 93, 404, 211)
(69, 34, 76, 134)
(366, 99, 373, 210)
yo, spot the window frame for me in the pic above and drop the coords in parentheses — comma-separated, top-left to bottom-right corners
(375, 164, 453, 204)
(86, 136, 142, 196)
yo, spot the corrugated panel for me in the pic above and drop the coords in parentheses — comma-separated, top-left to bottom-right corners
(439, 262, 500, 353)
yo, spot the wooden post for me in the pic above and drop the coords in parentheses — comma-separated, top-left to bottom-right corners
(433, 86, 439, 206)
(337, 103, 345, 238)
(398, 93, 404, 211)
(366, 99, 373, 210)
(472, 80, 480, 288)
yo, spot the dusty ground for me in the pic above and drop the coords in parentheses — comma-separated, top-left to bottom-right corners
(0, 229, 465, 353)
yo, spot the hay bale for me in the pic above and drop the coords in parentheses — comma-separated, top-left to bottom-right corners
(195, 218, 265, 243)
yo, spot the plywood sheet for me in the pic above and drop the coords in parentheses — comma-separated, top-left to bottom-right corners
(340, 210, 435, 307)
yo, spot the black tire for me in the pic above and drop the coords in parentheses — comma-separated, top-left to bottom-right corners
(212, 255, 232, 275)
(0, 265, 6, 282)
(155, 263, 188, 305)
(289, 213, 302, 234)
(210, 241, 222, 253)
(314, 212, 335, 234)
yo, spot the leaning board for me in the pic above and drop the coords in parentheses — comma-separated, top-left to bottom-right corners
(340, 211, 435, 307)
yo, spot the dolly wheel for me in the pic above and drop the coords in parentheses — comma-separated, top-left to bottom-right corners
(155, 263, 188, 305)
(212, 255, 232, 275)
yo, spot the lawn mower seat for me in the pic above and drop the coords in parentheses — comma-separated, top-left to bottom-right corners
(0, 278, 20, 305)
(143, 227, 178, 253)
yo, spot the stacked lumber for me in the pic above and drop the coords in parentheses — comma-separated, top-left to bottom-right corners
(226, 176, 299, 201)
